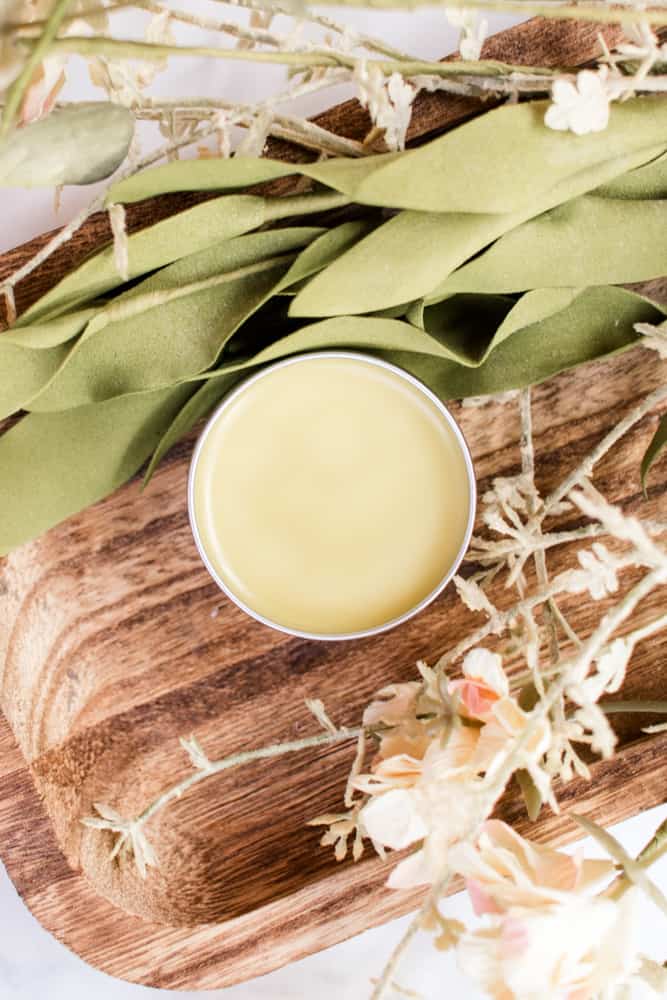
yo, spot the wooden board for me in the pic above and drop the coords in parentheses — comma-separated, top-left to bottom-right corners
(1, 17, 666, 992)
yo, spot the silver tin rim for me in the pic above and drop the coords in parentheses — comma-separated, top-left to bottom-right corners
(188, 351, 477, 642)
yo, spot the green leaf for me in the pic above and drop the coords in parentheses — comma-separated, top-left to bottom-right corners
(0, 309, 99, 421)
(275, 220, 373, 293)
(0, 340, 71, 421)
(641, 414, 667, 494)
(142, 374, 241, 487)
(408, 293, 516, 366)
(107, 156, 297, 205)
(0, 383, 193, 556)
(199, 286, 662, 400)
(106, 99, 667, 215)
(28, 228, 322, 412)
(338, 100, 667, 214)
(0, 104, 134, 187)
(408, 289, 581, 368)
(288, 147, 665, 317)
(429, 196, 667, 296)
(16, 193, 273, 325)
(595, 149, 667, 199)
(4, 308, 96, 348)
(397, 287, 663, 399)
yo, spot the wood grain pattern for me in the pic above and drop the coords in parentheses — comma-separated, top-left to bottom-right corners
(0, 17, 666, 991)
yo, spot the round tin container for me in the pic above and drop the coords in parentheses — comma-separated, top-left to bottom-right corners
(188, 351, 476, 641)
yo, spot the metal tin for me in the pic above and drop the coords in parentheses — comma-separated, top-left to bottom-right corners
(188, 351, 477, 642)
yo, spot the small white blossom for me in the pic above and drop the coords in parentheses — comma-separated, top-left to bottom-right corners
(545, 70, 613, 136)
(354, 61, 415, 151)
(445, 9, 488, 62)
(566, 543, 622, 600)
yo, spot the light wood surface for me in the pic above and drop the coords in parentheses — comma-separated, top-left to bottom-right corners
(0, 17, 666, 991)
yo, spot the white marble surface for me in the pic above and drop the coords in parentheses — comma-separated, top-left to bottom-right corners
(1, 6, 666, 998)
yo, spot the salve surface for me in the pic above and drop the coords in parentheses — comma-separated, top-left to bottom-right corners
(192, 356, 471, 635)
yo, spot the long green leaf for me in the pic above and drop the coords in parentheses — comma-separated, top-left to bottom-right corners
(0, 104, 134, 186)
(288, 147, 665, 317)
(0, 383, 193, 556)
(641, 414, 667, 494)
(595, 149, 667, 199)
(197, 286, 662, 399)
(429, 196, 667, 296)
(28, 228, 322, 412)
(16, 194, 271, 325)
(3, 308, 96, 348)
(106, 99, 667, 216)
(0, 341, 71, 421)
(17, 189, 348, 327)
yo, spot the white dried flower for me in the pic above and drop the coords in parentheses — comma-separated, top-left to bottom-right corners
(545, 69, 613, 136)
(566, 543, 622, 600)
(354, 60, 415, 151)
(457, 877, 644, 999)
(445, 9, 488, 62)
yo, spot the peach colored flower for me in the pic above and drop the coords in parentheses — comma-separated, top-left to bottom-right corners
(354, 651, 553, 889)
(449, 820, 614, 914)
(449, 648, 509, 722)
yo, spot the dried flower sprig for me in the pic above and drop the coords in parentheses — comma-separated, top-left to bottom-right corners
(82, 712, 362, 876)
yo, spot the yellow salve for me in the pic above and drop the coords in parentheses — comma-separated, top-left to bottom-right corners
(191, 355, 472, 636)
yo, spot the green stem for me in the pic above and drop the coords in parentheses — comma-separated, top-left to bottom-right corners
(1, 0, 73, 138)
(138, 727, 363, 826)
(599, 700, 667, 715)
(36, 35, 564, 78)
(606, 816, 667, 901)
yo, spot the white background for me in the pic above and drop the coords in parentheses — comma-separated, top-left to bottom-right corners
(1, 6, 666, 998)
